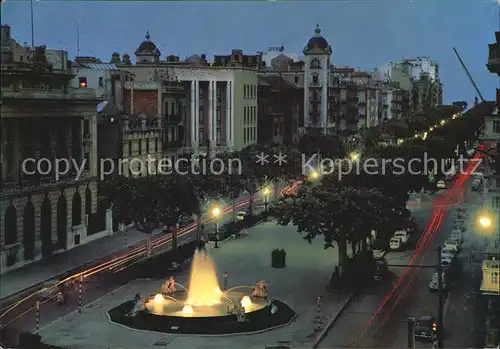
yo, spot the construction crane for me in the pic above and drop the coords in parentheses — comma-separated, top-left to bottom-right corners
(453, 47, 486, 103)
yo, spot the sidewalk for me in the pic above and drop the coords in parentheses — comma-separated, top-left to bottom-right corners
(0, 227, 146, 301)
(38, 221, 351, 349)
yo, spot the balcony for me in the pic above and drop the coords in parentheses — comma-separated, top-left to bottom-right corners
(487, 42, 500, 75)
(165, 114, 183, 125)
(2, 84, 96, 101)
(0, 171, 89, 199)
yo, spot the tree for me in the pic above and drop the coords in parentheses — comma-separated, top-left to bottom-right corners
(272, 181, 390, 280)
(101, 175, 200, 235)
(297, 132, 346, 160)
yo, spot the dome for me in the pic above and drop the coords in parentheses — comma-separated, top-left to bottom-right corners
(135, 31, 161, 56)
(304, 25, 330, 52)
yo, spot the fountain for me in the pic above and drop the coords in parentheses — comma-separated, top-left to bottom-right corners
(108, 249, 296, 334)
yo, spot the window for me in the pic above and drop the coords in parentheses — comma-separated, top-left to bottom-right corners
(493, 272, 499, 284)
(493, 120, 500, 133)
(493, 196, 500, 208)
(79, 77, 87, 88)
(244, 106, 247, 124)
(312, 75, 319, 84)
(216, 128, 221, 145)
(244, 128, 247, 143)
(244, 85, 247, 99)
(128, 140, 132, 156)
(138, 140, 142, 154)
(294, 75, 299, 84)
(199, 107, 204, 125)
(310, 58, 321, 69)
(216, 107, 221, 124)
(199, 128, 204, 143)
(99, 77, 104, 87)
(146, 139, 150, 153)
(155, 139, 158, 152)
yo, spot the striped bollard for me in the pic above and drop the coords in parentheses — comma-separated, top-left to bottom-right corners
(315, 296, 322, 331)
(78, 275, 83, 313)
(124, 224, 128, 247)
(35, 300, 40, 332)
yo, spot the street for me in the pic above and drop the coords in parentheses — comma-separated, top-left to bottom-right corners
(318, 171, 480, 348)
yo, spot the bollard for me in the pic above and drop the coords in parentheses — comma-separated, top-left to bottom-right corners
(35, 300, 40, 332)
(78, 275, 83, 313)
(315, 296, 322, 331)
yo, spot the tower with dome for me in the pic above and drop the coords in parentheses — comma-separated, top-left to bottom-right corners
(303, 24, 332, 134)
(135, 31, 161, 63)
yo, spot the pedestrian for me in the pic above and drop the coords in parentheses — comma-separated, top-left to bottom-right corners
(223, 271, 228, 290)
(56, 291, 65, 306)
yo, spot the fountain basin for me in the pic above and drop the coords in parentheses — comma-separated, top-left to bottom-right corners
(108, 297, 295, 335)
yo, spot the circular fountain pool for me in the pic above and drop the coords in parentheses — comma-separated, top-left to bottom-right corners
(107, 249, 296, 335)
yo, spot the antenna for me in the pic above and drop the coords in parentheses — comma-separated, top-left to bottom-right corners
(76, 22, 80, 57)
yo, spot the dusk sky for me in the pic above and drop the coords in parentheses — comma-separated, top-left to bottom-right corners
(1, 0, 497, 105)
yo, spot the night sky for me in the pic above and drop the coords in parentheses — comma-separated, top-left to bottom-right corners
(1, 0, 497, 105)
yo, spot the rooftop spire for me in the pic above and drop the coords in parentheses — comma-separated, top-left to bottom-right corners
(145, 31, 150, 40)
(315, 24, 321, 36)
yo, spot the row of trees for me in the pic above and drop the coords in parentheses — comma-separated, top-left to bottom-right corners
(270, 103, 490, 287)
(101, 103, 488, 271)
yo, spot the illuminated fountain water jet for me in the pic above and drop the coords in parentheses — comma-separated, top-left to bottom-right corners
(108, 247, 297, 335)
(185, 249, 222, 306)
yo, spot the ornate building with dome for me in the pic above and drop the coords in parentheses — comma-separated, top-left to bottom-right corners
(113, 31, 258, 159)
(303, 25, 332, 133)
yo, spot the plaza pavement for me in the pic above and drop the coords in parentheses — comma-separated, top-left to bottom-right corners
(38, 220, 350, 349)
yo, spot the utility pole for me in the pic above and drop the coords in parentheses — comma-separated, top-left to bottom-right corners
(30, 0, 35, 48)
(436, 246, 444, 349)
(407, 317, 416, 349)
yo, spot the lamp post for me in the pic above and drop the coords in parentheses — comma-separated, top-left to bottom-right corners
(263, 188, 270, 214)
(212, 207, 221, 248)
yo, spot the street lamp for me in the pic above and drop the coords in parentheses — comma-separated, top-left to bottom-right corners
(310, 170, 319, 180)
(479, 216, 492, 229)
(349, 152, 360, 161)
(263, 188, 270, 213)
(212, 207, 221, 248)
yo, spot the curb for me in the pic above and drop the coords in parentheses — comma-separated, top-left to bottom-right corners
(312, 293, 354, 349)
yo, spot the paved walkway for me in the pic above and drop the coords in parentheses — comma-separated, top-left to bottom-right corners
(0, 227, 147, 300)
(38, 221, 349, 349)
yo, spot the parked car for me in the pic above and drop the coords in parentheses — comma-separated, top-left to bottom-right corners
(236, 211, 248, 221)
(444, 239, 460, 253)
(437, 180, 447, 189)
(389, 237, 403, 250)
(38, 278, 73, 301)
(429, 272, 447, 292)
(414, 315, 437, 341)
(393, 230, 409, 244)
(450, 230, 464, 244)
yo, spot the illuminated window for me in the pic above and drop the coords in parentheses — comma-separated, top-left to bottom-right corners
(493, 272, 499, 284)
(79, 77, 87, 88)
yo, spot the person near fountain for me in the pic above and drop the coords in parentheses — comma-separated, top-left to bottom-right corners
(223, 271, 228, 290)
(252, 280, 268, 298)
(167, 277, 176, 293)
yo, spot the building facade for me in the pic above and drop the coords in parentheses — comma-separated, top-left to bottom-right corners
(114, 32, 258, 157)
(257, 75, 302, 144)
(0, 29, 102, 272)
